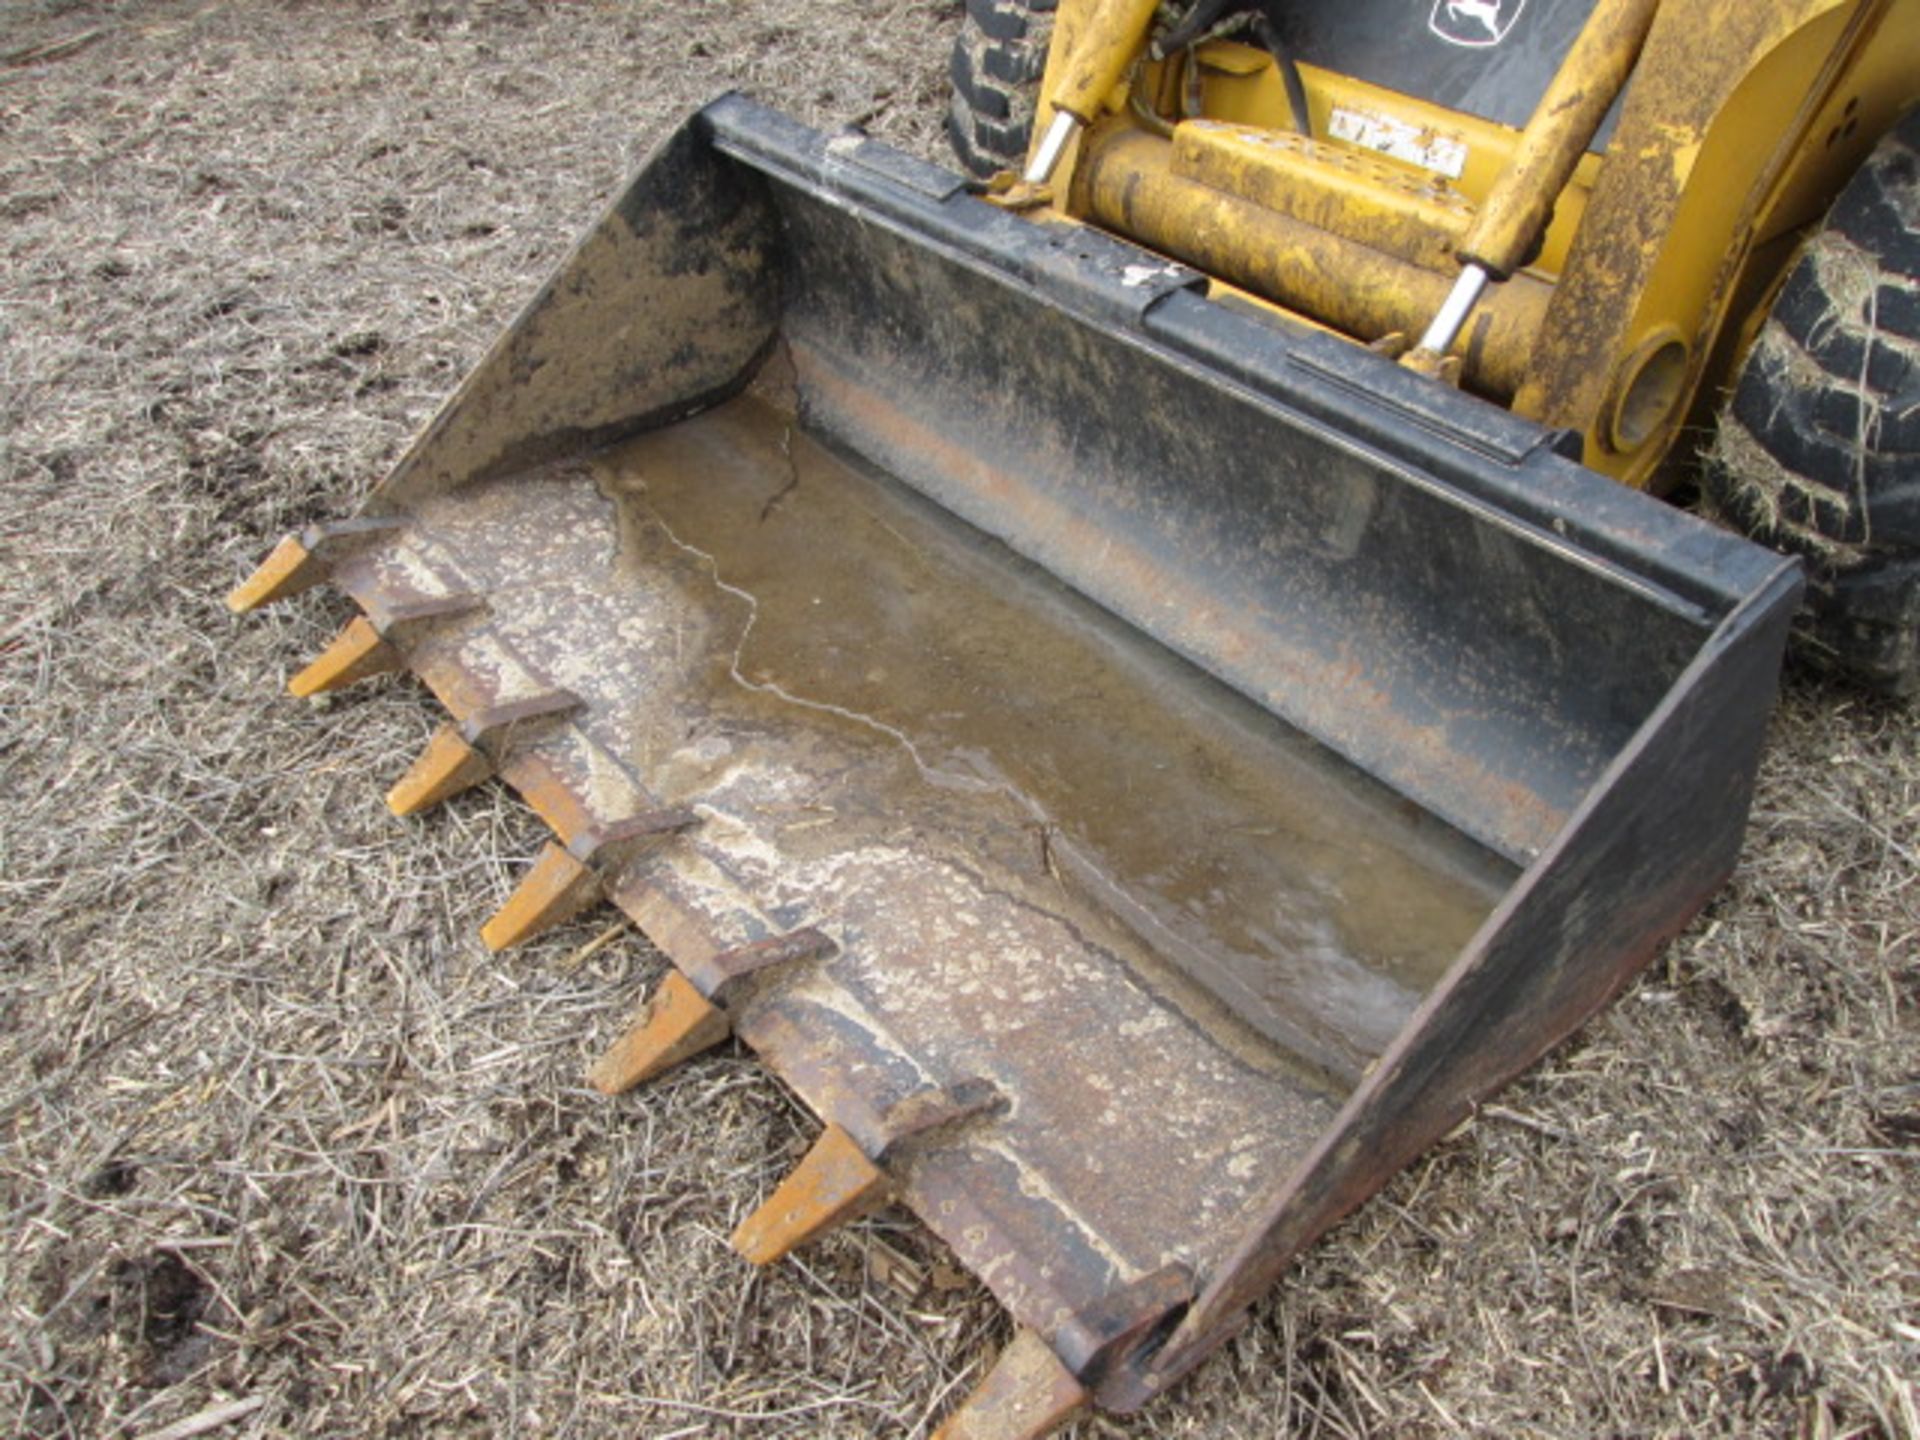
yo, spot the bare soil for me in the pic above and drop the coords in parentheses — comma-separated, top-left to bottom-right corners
(1, 4, 1915, 1437)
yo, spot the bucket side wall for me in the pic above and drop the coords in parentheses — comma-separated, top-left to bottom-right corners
(375, 114, 782, 510)
(1130, 558, 1801, 1407)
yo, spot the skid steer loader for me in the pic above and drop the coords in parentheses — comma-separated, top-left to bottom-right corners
(229, 1, 1913, 1434)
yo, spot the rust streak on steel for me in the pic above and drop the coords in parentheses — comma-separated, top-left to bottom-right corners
(683, 926, 836, 1000)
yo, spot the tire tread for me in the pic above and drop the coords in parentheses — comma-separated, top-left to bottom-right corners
(947, 0, 1053, 179)
(1702, 109, 1920, 694)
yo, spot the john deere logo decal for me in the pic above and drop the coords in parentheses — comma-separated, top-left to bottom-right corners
(1430, 0, 1527, 47)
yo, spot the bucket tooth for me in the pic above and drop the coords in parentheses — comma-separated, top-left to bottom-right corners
(730, 1122, 888, 1266)
(480, 842, 602, 952)
(227, 534, 324, 613)
(228, 518, 407, 613)
(386, 691, 584, 818)
(483, 808, 700, 953)
(288, 616, 400, 697)
(931, 1330, 1089, 1440)
(587, 970, 731, 1094)
(387, 724, 493, 816)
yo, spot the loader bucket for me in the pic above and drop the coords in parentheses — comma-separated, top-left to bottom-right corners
(232, 96, 1801, 1432)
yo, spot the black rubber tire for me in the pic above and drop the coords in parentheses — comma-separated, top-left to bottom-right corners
(1702, 109, 1920, 696)
(948, 0, 1054, 180)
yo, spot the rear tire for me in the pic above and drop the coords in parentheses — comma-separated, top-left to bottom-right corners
(1702, 110, 1920, 696)
(948, 0, 1054, 180)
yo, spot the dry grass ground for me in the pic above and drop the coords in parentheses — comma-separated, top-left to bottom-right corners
(0, 3, 1914, 1437)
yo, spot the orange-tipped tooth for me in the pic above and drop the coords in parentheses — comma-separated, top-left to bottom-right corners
(730, 1123, 887, 1266)
(386, 724, 493, 817)
(228, 534, 325, 613)
(931, 1329, 1088, 1440)
(480, 842, 602, 952)
(587, 971, 730, 1095)
(287, 616, 400, 697)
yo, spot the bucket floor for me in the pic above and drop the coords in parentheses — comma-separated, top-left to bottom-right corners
(328, 390, 1511, 1337)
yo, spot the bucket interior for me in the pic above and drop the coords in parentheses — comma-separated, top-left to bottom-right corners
(581, 370, 1520, 1086)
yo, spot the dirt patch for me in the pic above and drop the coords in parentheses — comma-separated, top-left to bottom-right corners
(1, 3, 1915, 1438)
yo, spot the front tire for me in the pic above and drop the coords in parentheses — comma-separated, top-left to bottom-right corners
(947, 0, 1054, 180)
(1702, 110, 1920, 696)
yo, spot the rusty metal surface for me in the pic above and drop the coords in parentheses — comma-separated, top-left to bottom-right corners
(566, 807, 702, 866)
(461, 689, 583, 749)
(682, 927, 837, 1002)
(861, 1078, 1005, 1160)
